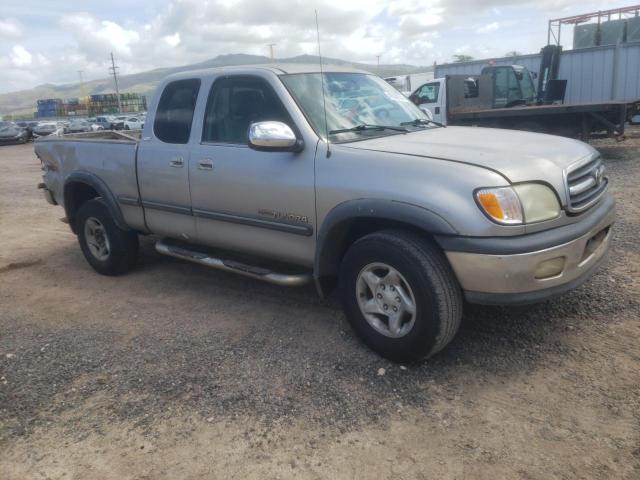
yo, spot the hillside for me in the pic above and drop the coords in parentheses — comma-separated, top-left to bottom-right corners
(0, 54, 431, 117)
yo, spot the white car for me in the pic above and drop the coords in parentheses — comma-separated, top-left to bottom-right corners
(33, 122, 64, 137)
(123, 117, 144, 130)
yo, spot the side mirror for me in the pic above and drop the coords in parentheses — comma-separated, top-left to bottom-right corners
(248, 121, 303, 152)
(531, 72, 538, 79)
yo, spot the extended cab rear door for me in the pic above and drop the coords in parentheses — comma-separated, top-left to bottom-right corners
(137, 78, 201, 240)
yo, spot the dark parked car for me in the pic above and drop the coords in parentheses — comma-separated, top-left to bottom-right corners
(113, 116, 127, 130)
(14, 121, 36, 141)
(0, 121, 29, 144)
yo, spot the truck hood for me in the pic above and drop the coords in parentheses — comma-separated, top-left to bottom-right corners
(342, 126, 597, 185)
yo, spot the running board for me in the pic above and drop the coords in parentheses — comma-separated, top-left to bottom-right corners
(155, 239, 312, 287)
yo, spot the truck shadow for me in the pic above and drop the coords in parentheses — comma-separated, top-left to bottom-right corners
(2, 231, 634, 437)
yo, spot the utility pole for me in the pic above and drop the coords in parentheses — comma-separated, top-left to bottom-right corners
(267, 43, 276, 61)
(376, 55, 381, 73)
(78, 70, 88, 115)
(78, 70, 87, 99)
(109, 52, 122, 113)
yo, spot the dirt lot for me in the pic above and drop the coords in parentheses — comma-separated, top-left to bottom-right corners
(1, 130, 639, 479)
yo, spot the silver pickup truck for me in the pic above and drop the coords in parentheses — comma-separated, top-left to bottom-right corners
(35, 64, 615, 361)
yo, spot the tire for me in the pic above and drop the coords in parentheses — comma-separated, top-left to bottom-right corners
(76, 198, 138, 275)
(339, 230, 462, 362)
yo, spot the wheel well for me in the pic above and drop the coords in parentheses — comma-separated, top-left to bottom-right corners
(315, 217, 431, 295)
(64, 182, 100, 233)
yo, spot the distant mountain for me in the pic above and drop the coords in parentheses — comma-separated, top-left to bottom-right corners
(0, 53, 432, 117)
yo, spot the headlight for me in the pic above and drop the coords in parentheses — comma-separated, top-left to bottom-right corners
(513, 183, 560, 223)
(476, 184, 560, 225)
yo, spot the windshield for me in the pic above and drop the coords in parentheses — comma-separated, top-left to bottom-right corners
(281, 72, 430, 142)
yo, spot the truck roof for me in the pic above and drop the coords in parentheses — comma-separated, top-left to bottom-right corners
(162, 63, 370, 82)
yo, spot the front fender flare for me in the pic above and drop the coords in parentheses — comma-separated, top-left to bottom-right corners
(314, 198, 457, 284)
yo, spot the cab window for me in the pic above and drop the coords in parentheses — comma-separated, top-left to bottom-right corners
(493, 67, 520, 107)
(154, 78, 201, 144)
(417, 83, 439, 104)
(202, 76, 291, 144)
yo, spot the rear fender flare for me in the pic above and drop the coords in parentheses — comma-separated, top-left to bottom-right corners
(63, 171, 130, 233)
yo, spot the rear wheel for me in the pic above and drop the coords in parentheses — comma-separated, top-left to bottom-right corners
(76, 199, 138, 275)
(339, 230, 462, 362)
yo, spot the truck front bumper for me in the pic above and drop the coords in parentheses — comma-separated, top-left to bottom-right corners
(437, 194, 615, 305)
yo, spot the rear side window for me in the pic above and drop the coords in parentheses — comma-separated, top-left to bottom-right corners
(202, 76, 291, 144)
(154, 79, 201, 144)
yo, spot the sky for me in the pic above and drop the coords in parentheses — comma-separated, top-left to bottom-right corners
(0, 0, 637, 93)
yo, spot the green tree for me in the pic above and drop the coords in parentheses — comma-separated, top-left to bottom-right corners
(452, 54, 474, 63)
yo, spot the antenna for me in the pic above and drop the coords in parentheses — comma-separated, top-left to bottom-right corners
(315, 10, 330, 157)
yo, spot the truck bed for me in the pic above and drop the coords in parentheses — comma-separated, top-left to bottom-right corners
(448, 98, 639, 138)
(56, 130, 142, 142)
(35, 131, 141, 218)
(449, 100, 638, 120)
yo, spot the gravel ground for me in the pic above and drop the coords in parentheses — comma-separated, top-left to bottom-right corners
(1, 129, 639, 479)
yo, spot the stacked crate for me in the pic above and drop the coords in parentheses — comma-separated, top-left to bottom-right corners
(37, 99, 62, 118)
(36, 93, 147, 117)
(87, 93, 147, 115)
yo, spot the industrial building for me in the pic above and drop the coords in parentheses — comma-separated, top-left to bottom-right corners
(434, 6, 640, 105)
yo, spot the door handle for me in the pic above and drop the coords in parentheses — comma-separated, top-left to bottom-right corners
(169, 157, 184, 168)
(198, 159, 214, 170)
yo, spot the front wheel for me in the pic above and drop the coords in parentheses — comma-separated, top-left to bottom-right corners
(339, 230, 462, 362)
(76, 199, 138, 275)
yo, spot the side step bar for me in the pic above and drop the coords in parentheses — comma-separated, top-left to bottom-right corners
(155, 239, 312, 287)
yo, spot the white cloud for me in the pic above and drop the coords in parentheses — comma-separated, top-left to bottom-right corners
(0, 18, 23, 38)
(164, 32, 181, 47)
(0, 0, 632, 94)
(61, 13, 141, 58)
(10, 45, 32, 67)
(476, 22, 500, 33)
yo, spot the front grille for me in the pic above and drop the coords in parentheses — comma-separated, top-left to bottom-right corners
(565, 155, 607, 213)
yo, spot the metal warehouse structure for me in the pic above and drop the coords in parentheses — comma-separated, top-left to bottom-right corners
(435, 42, 640, 105)
(435, 6, 640, 105)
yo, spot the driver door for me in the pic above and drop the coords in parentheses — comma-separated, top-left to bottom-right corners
(412, 81, 443, 123)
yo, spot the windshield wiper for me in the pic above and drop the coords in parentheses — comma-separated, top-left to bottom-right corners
(329, 124, 408, 135)
(400, 118, 446, 128)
